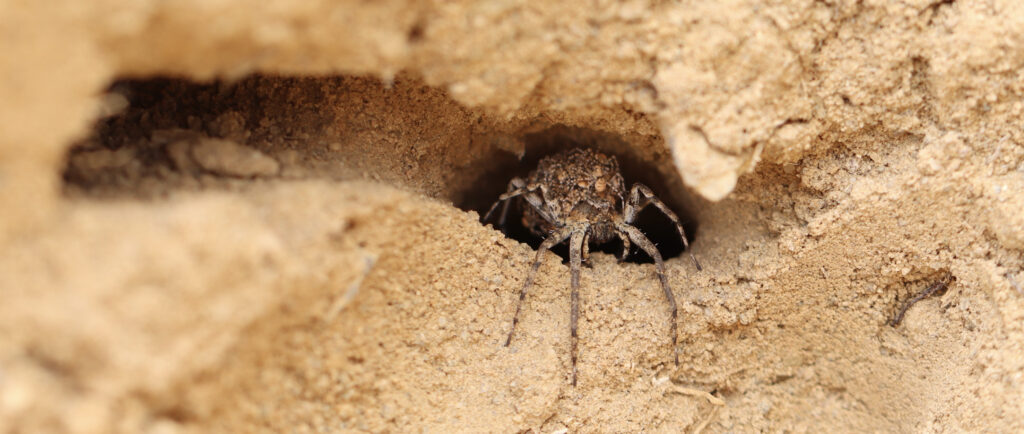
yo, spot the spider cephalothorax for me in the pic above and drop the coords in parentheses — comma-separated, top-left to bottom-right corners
(484, 147, 700, 386)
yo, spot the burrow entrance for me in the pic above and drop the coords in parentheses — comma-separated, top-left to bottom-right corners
(62, 76, 699, 265)
(456, 125, 698, 264)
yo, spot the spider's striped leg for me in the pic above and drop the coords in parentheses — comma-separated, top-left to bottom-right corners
(617, 223, 679, 366)
(483, 177, 529, 226)
(568, 227, 586, 386)
(504, 226, 573, 346)
(624, 183, 701, 271)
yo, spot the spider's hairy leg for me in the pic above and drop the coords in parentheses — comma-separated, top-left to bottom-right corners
(617, 223, 679, 366)
(493, 178, 557, 227)
(624, 183, 702, 271)
(504, 226, 574, 347)
(483, 177, 528, 226)
(568, 227, 586, 387)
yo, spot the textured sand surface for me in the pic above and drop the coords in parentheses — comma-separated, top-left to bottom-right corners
(2, 0, 1023, 432)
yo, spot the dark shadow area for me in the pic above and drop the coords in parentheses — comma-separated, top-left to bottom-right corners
(65, 79, 698, 266)
(61, 77, 267, 193)
(61, 75, 354, 196)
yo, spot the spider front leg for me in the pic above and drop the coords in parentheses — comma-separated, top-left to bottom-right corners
(504, 226, 574, 347)
(483, 177, 529, 227)
(568, 227, 586, 386)
(484, 178, 556, 229)
(581, 231, 594, 268)
(617, 223, 679, 366)
(623, 183, 702, 271)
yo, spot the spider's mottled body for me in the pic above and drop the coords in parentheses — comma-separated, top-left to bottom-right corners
(520, 148, 625, 245)
(484, 148, 700, 386)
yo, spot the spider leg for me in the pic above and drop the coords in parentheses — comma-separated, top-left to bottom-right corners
(483, 177, 529, 225)
(568, 227, 586, 387)
(504, 226, 573, 347)
(520, 189, 557, 225)
(624, 183, 702, 271)
(617, 223, 679, 367)
(495, 197, 513, 227)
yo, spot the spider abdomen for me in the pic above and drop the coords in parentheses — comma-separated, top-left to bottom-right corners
(520, 148, 626, 234)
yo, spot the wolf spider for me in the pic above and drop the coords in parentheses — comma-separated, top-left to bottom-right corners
(484, 147, 700, 386)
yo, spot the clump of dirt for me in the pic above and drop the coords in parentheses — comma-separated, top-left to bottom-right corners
(2, 1, 1024, 433)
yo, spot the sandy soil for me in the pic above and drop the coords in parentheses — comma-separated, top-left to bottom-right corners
(2, 0, 1024, 432)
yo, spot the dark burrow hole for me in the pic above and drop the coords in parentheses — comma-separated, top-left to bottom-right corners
(456, 127, 698, 265)
(63, 77, 698, 266)
(61, 77, 256, 194)
(61, 75, 354, 196)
